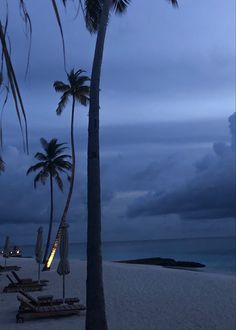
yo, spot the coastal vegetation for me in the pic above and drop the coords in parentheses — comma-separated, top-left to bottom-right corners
(27, 138, 72, 263)
(0, 1, 179, 329)
(44, 69, 90, 270)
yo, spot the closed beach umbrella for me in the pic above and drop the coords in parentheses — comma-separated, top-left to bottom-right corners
(57, 224, 70, 302)
(3, 236, 10, 268)
(35, 227, 43, 282)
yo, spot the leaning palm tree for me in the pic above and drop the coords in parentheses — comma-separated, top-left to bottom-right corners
(84, 1, 178, 329)
(43, 69, 90, 270)
(27, 138, 72, 263)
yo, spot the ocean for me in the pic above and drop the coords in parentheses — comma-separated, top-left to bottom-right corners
(21, 236, 236, 275)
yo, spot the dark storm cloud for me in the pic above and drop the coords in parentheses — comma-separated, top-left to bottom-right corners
(100, 119, 229, 146)
(127, 114, 236, 220)
(0, 119, 225, 225)
(0, 117, 234, 243)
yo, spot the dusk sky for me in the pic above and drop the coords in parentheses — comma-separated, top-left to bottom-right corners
(0, 0, 235, 245)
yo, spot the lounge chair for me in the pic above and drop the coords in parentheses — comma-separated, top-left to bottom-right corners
(3, 274, 44, 293)
(16, 295, 86, 323)
(0, 265, 21, 272)
(18, 290, 81, 308)
(11, 271, 48, 285)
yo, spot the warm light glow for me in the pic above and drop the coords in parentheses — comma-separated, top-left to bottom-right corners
(17, 250, 20, 254)
(45, 229, 62, 269)
(46, 246, 57, 269)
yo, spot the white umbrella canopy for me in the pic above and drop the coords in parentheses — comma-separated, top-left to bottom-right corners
(3, 236, 10, 268)
(35, 227, 43, 282)
(57, 223, 70, 302)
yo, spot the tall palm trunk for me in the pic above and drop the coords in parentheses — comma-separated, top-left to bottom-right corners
(43, 96, 76, 270)
(86, 1, 111, 329)
(43, 173, 54, 263)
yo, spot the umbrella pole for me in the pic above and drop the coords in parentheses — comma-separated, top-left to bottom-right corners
(4, 257, 6, 269)
(63, 274, 65, 303)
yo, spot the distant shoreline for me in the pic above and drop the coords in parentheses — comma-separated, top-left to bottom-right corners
(117, 257, 206, 270)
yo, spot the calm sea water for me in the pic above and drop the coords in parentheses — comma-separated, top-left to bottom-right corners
(21, 237, 236, 275)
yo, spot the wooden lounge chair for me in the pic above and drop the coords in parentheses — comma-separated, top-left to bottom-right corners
(18, 290, 81, 309)
(3, 274, 44, 293)
(0, 265, 21, 272)
(11, 271, 48, 285)
(16, 295, 86, 323)
(7, 274, 46, 287)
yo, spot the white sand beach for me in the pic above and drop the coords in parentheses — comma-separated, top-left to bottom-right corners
(0, 257, 235, 330)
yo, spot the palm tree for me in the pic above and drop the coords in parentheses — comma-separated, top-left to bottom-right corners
(0, 156, 4, 173)
(43, 69, 90, 270)
(84, 1, 178, 329)
(27, 138, 72, 263)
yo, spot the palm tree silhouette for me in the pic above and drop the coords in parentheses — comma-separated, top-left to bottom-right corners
(84, 1, 178, 328)
(44, 69, 90, 270)
(1, 2, 179, 328)
(27, 138, 72, 263)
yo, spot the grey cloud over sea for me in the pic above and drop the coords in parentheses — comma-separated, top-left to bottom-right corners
(1, 117, 233, 244)
(127, 114, 236, 221)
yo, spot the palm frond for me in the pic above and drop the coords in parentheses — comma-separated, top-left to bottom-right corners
(51, 0, 67, 70)
(76, 85, 90, 95)
(77, 0, 86, 21)
(34, 152, 47, 161)
(0, 85, 9, 148)
(19, 0, 32, 79)
(53, 146, 68, 157)
(167, 0, 178, 7)
(67, 69, 79, 86)
(40, 137, 49, 152)
(61, 0, 68, 7)
(76, 75, 90, 87)
(11, 72, 29, 153)
(74, 69, 86, 76)
(54, 154, 72, 161)
(0, 21, 27, 153)
(26, 162, 45, 175)
(75, 94, 89, 106)
(33, 170, 49, 188)
(0, 156, 5, 173)
(53, 81, 70, 92)
(112, 0, 131, 14)
(54, 159, 72, 171)
(47, 138, 60, 157)
(56, 92, 70, 115)
(54, 170, 63, 191)
(84, 0, 102, 33)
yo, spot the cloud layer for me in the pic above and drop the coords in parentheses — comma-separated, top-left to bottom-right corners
(0, 117, 234, 244)
(128, 114, 236, 221)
